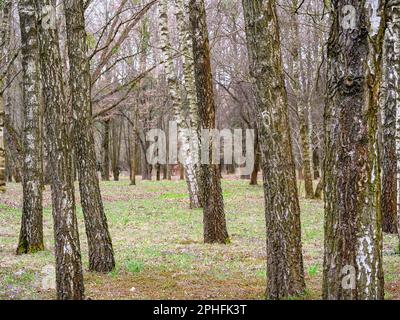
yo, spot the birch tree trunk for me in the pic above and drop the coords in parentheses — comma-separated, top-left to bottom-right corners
(290, 0, 314, 199)
(189, 0, 229, 243)
(242, 0, 305, 299)
(322, 0, 385, 300)
(64, 0, 115, 273)
(35, 0, 84, 299)
(16, 0, 44, 255)
(389, 0, 400, 246)
(102, 119, 110, 181)
(111, 119, 122, 181)
(381, 0, 399, 234)
(159, 0, 201, 209)
(0, 0, 12, 193)
(129, 110, 138, 185)
(175, 0, 203, 205)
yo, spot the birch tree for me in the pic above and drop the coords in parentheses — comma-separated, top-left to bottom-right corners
(16, 0, 44, 255)
(102, 119, 110, 181)
(381, 0, 400, 234)
(385, 0, 400, 244)
(386, 0, 400, 245)
(174, 0, 202, 196)
(159, 0, 201, 209)
(35, 0, 84, 299)
(241, 0, 305, 299)
(289, 0, 314, 199)
(0, 0, 12, 193)
(189, 0, 229, 243)
(322, 0, 386, 299)
(64, 0, 115, 273)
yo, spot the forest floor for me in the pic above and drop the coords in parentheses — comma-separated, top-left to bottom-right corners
(1, 176, 400, 300)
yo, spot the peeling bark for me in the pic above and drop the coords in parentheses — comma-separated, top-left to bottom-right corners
(159, 0, 201, 209)
(290, 0, 314, 199)
(64, 0, 115, 273)
(242, 0, 305, 299)
(322, 0, 385, 300)
(381, 0, 399, 234)
(175, 0, 203, 204)
(16, 0, 44, 255)
(388, 0, 400, 246)
(35, 0, 84, 300)
(189, 0, 229, 243)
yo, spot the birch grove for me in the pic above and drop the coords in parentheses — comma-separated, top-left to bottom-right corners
(1, 0, 400, 301)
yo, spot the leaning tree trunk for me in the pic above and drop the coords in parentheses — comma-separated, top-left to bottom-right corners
(322, 0, 385, 300)
(381, 0, 399, 234)
(35, 0, 84, 300)
(290, 0, 314, 199)
(189, 0, 229, 243)
(159, 0, 201, 209)
(0, 0, 12, 193)
(242, 0, 305, 299)
(64, 0, 115, 273)
(16, 0, 44, 255)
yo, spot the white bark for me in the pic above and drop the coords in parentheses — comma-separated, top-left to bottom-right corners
(389, 0, 400, 243)
(159, 0, 200, 208)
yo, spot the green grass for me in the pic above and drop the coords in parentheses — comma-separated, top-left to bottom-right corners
(1, 177, 399, 300)
(125, 260, 144, 274)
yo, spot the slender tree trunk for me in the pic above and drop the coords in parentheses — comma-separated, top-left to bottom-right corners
(242, 0, 305, 299)
(290, 0, 314, 198)
(159, 0, 201, 208)
(110, 119, 122, 181)
(312, 146, 320, 180)
(140, 133, 152, 180)
(175, 0, 203, 205)
(391, 1, 400, 246)
(162, 164, 167, 179)
(129, 111, 137, 185)
(156, 164, 161, 181)
(314, 178, 323, 200)
(381, 0, 398, 234)
(64, 0, 115, 273)
(250, 129, 259, 185)
(16, 0, 44, 255)
(0, 103, 4, 192)
(189, 0, 229, 243)
(102, 120, 110, 181)
(130, 137, 137, 185)
(35, 0, 84, 300)
(322, 0, 385, 300)
(0, 0, 12, 193)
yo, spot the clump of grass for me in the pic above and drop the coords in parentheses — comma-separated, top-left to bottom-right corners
(159, 193, 187, 200)
(308, 265, 318, 277)
(108, 265, 120, 278)
(125, 260, 144, 274)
